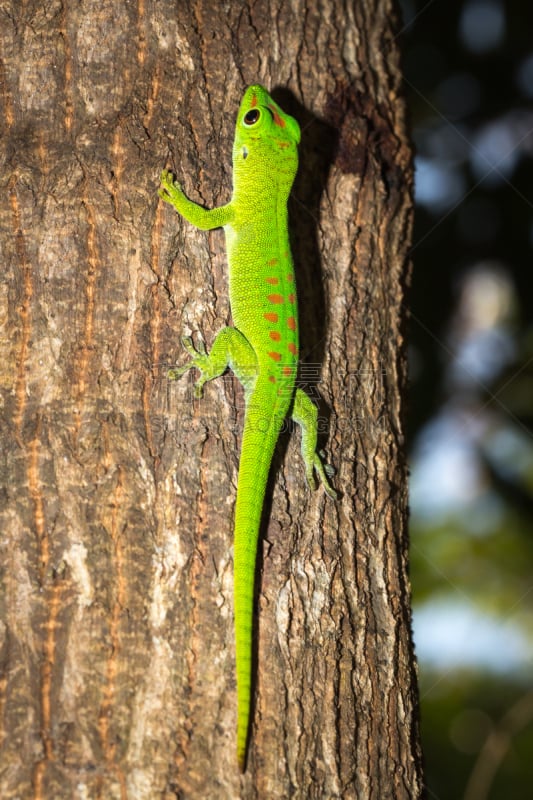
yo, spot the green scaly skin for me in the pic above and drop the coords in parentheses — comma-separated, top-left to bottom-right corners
(159, 85, 336, 771)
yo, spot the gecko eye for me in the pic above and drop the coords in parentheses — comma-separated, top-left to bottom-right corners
(243, 109, 261, 126)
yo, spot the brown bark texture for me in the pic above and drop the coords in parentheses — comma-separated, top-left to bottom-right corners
(0, 1, 422, 798)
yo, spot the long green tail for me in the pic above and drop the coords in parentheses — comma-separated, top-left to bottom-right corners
(233, 388, 287, 771)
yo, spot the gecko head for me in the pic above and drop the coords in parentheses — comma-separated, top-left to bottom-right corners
(233, 85, 301, 182)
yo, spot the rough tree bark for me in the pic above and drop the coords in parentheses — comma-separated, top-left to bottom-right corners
(0, 1, 422, 798)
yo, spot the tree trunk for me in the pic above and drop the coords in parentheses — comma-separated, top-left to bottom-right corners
(0, 1, 422, 798)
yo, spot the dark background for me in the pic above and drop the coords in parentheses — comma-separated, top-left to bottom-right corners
(401, 0, 533, 797)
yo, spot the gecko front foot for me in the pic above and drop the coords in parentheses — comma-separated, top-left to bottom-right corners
(158, 169, 185, 207)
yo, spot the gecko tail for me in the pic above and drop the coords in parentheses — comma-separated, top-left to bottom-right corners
(233, 401, 285, 771)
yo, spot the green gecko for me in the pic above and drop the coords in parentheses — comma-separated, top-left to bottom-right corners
(159, 85, 336, 771)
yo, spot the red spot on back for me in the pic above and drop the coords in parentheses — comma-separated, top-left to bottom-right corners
(267, 258, 278, 266)
(269, 331, 281, 341)
(268, 294, 284, 304)
(287, 274, 294, 282)
(282, 367, 293, 376)
(277, 141, 290, 149)
(268, 103, 286, 127)
(288, 293, 295, 303)
(287, 316, 296, 331)
(264, 312, 278, 323)
(268, 351, 282, 362)
(268, 375, 277, 383)
(266, 277, 279, 285)
(288, 343, 298, 355)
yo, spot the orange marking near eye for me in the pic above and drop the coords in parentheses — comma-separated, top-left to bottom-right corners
(287, 274, 294, 282)
(250, 94, 258, 108)
(288, 343, 298, 355)
(267, 258, 278, 266)
(268, 375, 277, 383)
(268, 104, 286, 127)
(264, 312, 278, 323)
(269, 331, 281, 341)
(268, 351, 282, 362)
(266, 277, 279, 285)
(287, 316, 296, 330)
(282, 367, 293, 376)
(288, 293, 295, 303)
(268, 294, 284, 304)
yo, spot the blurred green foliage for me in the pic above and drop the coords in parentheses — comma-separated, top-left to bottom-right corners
(402, 0, 533, 797)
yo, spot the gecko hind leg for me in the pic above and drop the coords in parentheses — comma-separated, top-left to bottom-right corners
(169, 328, 257, 398)
(292, 388, 337, 499)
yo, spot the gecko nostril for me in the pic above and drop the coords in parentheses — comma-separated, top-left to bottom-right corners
(242, 146, 248, 159)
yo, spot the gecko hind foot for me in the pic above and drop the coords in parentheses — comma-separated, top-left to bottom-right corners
(168, 335, 210, 397)
(313, 454, 338, 500)
(319, 450, 337, 482)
